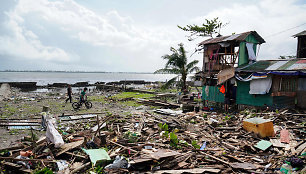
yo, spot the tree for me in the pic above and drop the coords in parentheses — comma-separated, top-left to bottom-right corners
(155, 43, 199, 91)
(178, 17, 227, 41)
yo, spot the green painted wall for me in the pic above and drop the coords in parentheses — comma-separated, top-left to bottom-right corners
(238, 34, 259, 66)
(202, 85, 225, 103)
(238, 42, 247, 66)
(236, 81, 273, 106)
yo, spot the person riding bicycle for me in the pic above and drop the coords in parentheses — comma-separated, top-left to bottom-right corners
(80, 87, 88, 103)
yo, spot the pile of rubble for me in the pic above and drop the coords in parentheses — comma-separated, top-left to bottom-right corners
(0, 107, 305, 173)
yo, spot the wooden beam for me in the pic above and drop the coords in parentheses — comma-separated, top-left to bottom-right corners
(0, 157, 56, 163)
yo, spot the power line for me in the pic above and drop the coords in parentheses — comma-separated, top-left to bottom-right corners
(265, 22, 306, 38)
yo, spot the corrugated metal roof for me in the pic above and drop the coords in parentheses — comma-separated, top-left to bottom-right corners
(237, 59, 306, 72)
(199, 31, 265, 45)
(293, 30, 306, 37)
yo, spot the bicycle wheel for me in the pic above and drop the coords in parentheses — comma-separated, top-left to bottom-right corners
(85, 101, 92, 109)
(72, 102, 80, 109)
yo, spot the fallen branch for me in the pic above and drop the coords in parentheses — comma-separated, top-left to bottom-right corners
(108, 140, 137, 153)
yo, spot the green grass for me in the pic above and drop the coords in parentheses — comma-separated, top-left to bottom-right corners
(88, 96, 106, 103)
(113, 92, 155, 99)
(119, 100, 142, 107)
(113, 92, 156, 107)
(0, 103, 18, 117)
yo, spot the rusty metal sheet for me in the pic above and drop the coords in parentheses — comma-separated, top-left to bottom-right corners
(217, 67, 235, 85)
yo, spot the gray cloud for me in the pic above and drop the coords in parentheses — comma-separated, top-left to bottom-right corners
(0, 0, 305, 72)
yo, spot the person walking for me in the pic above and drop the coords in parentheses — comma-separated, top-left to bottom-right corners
(65, 85, 72, 103)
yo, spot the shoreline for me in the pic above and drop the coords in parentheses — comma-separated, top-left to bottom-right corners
(0, 80, 162, 89)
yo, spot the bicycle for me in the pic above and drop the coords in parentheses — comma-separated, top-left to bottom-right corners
(72, 99, 92, 109)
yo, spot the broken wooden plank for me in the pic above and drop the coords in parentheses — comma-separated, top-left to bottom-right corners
(149, 149, 180, 160)
(270, 139, 287, 148)
(153, 168, 221, 174)
(108, 140, 137, 153)
(0, 144, 25, 151)
(64, 152, 88, 159)
(3, 161, 22, 170)
(295, 142, 306, 155)
(199, 152, 230, 165)
(215, 127, 239, 130)
(55, 139, 84, 156)
(70, 162, 91, 174)
(0, 157, 56, 163)
(230, 162, 258, 170)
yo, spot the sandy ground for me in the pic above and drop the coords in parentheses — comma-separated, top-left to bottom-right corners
(0, 85, 149, 149)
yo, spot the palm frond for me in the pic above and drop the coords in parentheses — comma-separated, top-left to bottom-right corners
(186, 60, 199, 71)
(161, 76, 178, 90)
(188, 66, 200, 74)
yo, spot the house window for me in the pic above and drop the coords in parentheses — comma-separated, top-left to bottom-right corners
(279, 77, 297, 92)
(272, 76, 297, 96)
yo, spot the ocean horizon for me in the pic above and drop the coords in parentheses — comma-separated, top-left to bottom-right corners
(0, 71, 178, 86)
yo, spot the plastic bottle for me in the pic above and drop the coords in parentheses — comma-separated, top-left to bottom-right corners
(280, 162, 293, 174)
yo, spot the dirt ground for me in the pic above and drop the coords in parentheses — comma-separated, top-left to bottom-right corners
(0, 85, 149, 149)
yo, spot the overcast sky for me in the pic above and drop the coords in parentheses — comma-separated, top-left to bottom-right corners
(0, 0, 305, 72)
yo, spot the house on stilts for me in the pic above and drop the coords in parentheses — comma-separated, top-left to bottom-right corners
(198, 30, 306, 110)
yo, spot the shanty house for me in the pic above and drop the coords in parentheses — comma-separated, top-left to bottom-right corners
(293, 30, 306, 58)
(199, 30, 306, 109)
(236, 59, 306, 109)
(198, 31, 265, 106)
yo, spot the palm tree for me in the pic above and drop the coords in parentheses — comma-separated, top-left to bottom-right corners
(155, 43, 199, 91)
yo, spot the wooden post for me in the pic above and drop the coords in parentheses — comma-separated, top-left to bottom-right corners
(96, 115, 101, 137)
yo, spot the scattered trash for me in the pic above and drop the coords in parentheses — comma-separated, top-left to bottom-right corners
(254, 140, 273, 151)
(280, 162, 293, 174)
(200, 141, 206, 150)
(243, 117, 274, 137)
(46, 120, 64, 148)
(105, 156, 130, 169)
(280, 129, 290, 144)
(56, 160, 69, 171)
(20, 150, 33, 157)
(0, 86, 305, 173)
(82, 148, 111, 166)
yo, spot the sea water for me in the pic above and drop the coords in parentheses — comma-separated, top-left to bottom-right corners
(0, 72, 178, 86)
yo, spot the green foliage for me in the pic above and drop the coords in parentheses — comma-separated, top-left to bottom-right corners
(106, 111, 113, 117)
(9, 129, 19, 135)
(178, 17, 227, 41)
(158, 123, 169, 138)
(275, 109, 279, 114)
(0, 149, 10, 156)
(34, 167, 53, 174)
(191, 140, 201, 149)
(154, 43, 199, 91)
(170, 132, 179, 148)
(203, 114, 207, 118)
(179, 140, 189, 147)
(124, 131, 139, 143)
(190, 119, 196, 124)
(158, 123, 169, 131)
